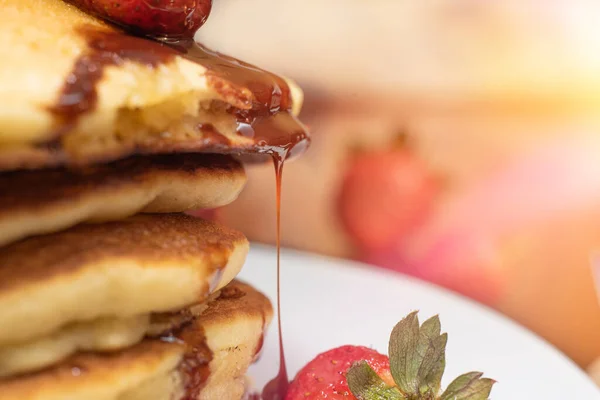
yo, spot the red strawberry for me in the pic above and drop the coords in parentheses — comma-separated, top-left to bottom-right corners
(285, 345, 392, 400)
(67, 0, 212, 38)
(286, 313, 495, 400)
(338, 148, 437, 254)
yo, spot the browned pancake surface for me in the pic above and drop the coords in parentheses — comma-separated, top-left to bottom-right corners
(0, 154, 243, 211)
(0, 214, 248, 347)
(0, 214, 242, 294)
(0, 153, 245, 246)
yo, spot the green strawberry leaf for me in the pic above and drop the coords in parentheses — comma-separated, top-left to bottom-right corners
(439, 372, 495, 400)
(388, 311, 420, 394)
(347, 361, 405, 400)
(416, 317, 447, 395)
(388, 312, 447, 397)
(346, 311, 495, 400)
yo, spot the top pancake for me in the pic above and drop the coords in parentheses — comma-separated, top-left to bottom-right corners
(0, 0, 308, 171)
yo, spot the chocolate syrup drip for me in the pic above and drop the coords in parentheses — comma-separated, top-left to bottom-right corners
(261, 152, 289, 400)
(167, 40, 293, 122)
(49, 28, 176, 124)
(179, 343, 212, 400)
(161, 325, 212, 400)
(50, 26, 309, 159)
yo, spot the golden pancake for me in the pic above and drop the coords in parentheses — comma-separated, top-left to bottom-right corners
(0, 153, 245, 247)
(0, 339, 184, 400)
(0, 0, 307, 171)
(0, 281, 272, 400)
(0, 214, 248, 350)
(0, 316, 150, 378)
(0, 290, 207, 377)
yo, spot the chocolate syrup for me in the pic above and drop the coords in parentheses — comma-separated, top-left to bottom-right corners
(161, 39, 310, 160)
(179, 343, 212, 400)
(161, 324, 212, 400)
(49, 28, 176, 124)
(173, 40, 293, 119)
(261, 151, 289, 400)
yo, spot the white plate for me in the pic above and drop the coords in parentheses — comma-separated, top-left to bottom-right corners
(238, 244, 600, 399)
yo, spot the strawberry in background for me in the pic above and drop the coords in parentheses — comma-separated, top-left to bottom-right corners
(337, 137, 504, 305)
(338, 137, 438, 255)
(354, 132, 600, 365)
(348, 132, 600, 309)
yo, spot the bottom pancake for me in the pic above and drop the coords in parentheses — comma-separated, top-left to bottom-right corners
(0, 281, 273, 400)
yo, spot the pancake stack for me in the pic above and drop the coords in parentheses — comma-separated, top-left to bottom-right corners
(0, 0, 309, 399)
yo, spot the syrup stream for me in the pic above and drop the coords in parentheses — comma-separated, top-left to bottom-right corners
(261, 151, 289, 400)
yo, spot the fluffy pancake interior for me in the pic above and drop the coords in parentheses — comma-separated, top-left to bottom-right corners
(0, 0, 305, 172)
(0, 281, 273, 400)
(0, 214, 248, 348)
(0, 0, 249, 147)
(0, 153, 246, 247)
